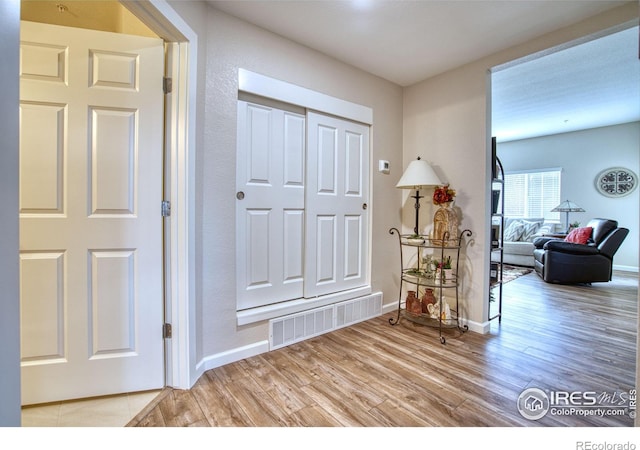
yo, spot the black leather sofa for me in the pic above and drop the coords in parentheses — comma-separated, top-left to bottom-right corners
(532, 218, 629, 284)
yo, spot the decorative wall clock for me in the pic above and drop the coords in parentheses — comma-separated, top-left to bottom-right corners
(595, 167, 638, 198)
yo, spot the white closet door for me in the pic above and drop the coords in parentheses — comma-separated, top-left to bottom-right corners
(304, 112, 370, 298)
(236, 100, 305, 310)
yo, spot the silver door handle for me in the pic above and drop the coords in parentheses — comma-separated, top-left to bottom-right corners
(362, 203, 367, 210)
(236, 191, 245, 200)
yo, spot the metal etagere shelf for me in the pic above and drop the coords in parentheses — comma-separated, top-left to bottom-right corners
(489, 156, 505, 323)
(389, 227, 471, 344)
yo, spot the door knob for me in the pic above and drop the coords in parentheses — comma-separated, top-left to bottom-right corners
(362, 203, 368, 210)
(236, 191, 245, 200)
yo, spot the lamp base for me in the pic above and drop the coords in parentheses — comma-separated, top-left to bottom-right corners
(411, 190, 423, 235)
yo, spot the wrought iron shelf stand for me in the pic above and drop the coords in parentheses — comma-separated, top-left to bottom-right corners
(389, 227, 471, 344)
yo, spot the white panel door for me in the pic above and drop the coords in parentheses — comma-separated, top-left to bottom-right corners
(236, 100, 305, 310)
(305, 112, 370, 298)
(19, 21, 165, 404)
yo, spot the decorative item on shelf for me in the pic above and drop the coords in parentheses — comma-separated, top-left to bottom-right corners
(492, 189, 501, 214)
(427, 301, 451, 321)
(405, 268, 424, 279)
(405, 290, 422, 315)
(432, 184, 458, 246)
(395, 157, 442, 235)
(421, 255, 435, 279)
(551, 199, 585, 234)
(490, 262, 498, 282)
(441, 302, 452, 321)
(433, 256, 454, 284)
(490, 224, 500, 248)
(443, 268, 454, 284)
(406, 233, 425, 245)
(421, 288, 436, 314)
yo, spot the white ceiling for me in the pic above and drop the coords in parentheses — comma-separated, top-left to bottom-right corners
(208, 0, 639, 142)
(492, 25, 640, 142)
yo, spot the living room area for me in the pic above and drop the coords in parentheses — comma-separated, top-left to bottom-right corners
(492, 120, 638, 279)
(486, 22, 639, 428)
(491, 24, 638, 280)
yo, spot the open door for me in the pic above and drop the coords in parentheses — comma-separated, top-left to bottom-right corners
(20, 21, 165, 404)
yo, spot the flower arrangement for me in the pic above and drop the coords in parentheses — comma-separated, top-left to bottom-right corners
(433, 184, 456, 205)
(433, 256, 452, 270)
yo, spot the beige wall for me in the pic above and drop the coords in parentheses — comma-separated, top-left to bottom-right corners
(172, 4, 404, 364)
(404, 65, 489, 329)
(403, 3, 638, 330)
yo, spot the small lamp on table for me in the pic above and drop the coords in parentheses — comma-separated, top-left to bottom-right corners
(551, 200, 585, 234)
(396, 157, 442, 235)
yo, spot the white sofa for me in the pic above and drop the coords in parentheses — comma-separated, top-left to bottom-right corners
(492, 217, 558, 267)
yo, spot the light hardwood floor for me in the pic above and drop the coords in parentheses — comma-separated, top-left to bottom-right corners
(129, 270, 638, 427)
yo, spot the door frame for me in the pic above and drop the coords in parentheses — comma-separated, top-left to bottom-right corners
(121, 0, 197, 389)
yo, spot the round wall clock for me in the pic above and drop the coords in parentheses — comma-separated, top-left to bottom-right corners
(595, 167, 638, 198)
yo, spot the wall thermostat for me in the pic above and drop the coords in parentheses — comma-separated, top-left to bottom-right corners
(378, 160, 390, 174)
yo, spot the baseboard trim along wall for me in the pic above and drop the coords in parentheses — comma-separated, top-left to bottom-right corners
(195, 340, 270, 381)
(613, 265, 639, 273)
(462, 319, 491, 334)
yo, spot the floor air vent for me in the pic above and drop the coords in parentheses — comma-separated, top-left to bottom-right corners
(269, 292, 382, 350)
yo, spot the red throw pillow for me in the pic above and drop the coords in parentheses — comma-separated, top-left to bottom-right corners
(564, 226, 593, 244)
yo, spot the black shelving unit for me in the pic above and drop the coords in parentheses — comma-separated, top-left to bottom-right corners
(490, 155, 505, 322)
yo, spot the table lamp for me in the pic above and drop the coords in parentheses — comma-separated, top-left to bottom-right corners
(396, 157, 442, 235)
(551, 200, 585, 233)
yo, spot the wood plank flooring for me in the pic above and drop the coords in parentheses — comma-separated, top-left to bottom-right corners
(129, 270, 638, 427)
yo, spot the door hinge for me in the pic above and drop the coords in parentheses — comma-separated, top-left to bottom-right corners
(161, 200, 171, 217)
(163, 77, 172, 94)
(163, 323, 172, 339)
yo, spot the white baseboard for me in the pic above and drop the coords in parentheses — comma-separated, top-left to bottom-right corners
(382, 301, 398, 315)
(462, 319, 491, 334)
(613, 265, 639, 273)
(194, 340, 269, 383)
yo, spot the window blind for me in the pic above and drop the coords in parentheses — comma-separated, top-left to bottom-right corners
(504, 170, 561, 220)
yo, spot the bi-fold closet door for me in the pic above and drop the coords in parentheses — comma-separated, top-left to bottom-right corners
(236, 99, 370, 311)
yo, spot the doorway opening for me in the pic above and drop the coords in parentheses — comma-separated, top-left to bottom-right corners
(487, 22, 639, 400)
(19, 0, 196, 421)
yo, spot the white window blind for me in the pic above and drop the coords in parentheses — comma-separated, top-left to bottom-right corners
(504, 169, 561, 220)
